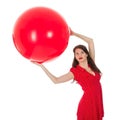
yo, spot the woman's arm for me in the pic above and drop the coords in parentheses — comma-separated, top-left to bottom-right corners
(32, 62, 74, 84)
(70, 29, 95, 61)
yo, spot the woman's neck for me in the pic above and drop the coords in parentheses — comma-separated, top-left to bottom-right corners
(79, 61, 88, 69)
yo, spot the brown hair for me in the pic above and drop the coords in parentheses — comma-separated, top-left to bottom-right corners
(72, 45, 101, 73)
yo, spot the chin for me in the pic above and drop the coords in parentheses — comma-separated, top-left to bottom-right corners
(78, 59, 86, 63)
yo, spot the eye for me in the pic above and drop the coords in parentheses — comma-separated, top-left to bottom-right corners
(81, 50, 85, 54)
(75, 52, 79, 55)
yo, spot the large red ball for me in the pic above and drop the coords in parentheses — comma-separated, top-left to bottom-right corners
(13, 7, 70, 63)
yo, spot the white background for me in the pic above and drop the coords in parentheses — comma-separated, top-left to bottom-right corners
(0, 0, 120, 120)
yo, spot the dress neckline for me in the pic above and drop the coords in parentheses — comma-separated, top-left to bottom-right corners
(77, 65, 96, 76)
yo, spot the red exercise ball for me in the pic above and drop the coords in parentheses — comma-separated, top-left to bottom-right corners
(12, 7, 70, 63)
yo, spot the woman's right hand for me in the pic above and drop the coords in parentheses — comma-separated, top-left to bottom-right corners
(69, 28, 75, 36)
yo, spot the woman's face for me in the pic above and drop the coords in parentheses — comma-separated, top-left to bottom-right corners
(74, 48, 88, 63)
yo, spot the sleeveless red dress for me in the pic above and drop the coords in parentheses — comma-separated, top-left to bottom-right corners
(70, 65, 104, 120)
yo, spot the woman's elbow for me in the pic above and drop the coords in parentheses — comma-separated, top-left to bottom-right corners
(52, 77, 60, 84)
(52, 77, 65, 84)
(53, 80, 58, 84)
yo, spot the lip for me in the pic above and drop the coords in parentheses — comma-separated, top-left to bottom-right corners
(79, 57, 83, 60)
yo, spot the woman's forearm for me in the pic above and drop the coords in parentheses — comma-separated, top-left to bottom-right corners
(32, 62, 57, 83)
(71, 31, 93, 44)
(31, 62, 74, 84)
(39, 64, 58, 83)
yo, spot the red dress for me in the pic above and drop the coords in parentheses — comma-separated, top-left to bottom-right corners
(70, 65, 104, 120)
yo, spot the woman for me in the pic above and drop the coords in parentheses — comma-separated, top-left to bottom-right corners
(32, 29, 104, 120)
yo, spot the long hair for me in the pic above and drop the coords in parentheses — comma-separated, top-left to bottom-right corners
(72, 45, 101, 73)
